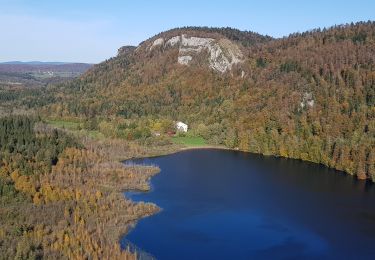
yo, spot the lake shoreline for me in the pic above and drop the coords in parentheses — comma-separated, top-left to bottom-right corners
(125, 144, 234, 161)
(121, 148, 375, 259)
(120, 142, 364, 249)
(78, 138, 364, 256)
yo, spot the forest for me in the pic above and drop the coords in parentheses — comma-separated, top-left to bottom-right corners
(37, 21, 374, 181)
(1, 21, 374, 258)
(0, 116, 161, 259)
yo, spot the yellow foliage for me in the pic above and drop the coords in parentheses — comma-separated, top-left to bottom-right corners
(33, 192, 43, 205)
(64, 234, 70, 246)
(95, 191, 102, 200)
(12, 173, 37, 196)
(0, 166, 10, 178)
(279, 146, 288, 158)
(238, 132, 249, 151)
(75, 190, 82, 200)
(10, 170, 20, 181)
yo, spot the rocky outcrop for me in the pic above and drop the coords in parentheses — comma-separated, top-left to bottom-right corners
(300, 92, 315, 109)
(178, 55, 193, 65)
(148, 34, 243, 73)
(150, 38, 164, 50)
(166, 36, 181, 47)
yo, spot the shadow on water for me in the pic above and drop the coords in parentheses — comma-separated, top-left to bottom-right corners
(121, 149, 375, 260)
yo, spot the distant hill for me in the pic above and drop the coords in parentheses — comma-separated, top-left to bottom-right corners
(0, 61, 71, 65)
(0, 62, 93, 87)
(45, 22, 375, 181)
(0, 62, 92, 73)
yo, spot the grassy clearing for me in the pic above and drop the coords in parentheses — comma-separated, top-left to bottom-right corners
(85, 130, 104, 139)
(46, 119, 81, 130)
(172, 136, 206, 147)
(46, 119, 105, 140)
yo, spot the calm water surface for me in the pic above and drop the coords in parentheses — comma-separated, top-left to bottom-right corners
(120, 149, 375, 259)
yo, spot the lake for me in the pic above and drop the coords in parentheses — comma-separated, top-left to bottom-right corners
(121, 149, 375, 259)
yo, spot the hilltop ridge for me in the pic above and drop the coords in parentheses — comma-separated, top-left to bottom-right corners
(42, 22, 375, 181)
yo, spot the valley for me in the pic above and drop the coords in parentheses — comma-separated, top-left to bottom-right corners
(0, 21, 374, 259)
(0, 62, 92, 88)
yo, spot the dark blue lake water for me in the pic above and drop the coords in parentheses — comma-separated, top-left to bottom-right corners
(121, 149, 375, 259)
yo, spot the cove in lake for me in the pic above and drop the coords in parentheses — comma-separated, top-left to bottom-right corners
(121, 149, 375, 259)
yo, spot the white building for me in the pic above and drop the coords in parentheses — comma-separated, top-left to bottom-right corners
(176, 121, 188, 132)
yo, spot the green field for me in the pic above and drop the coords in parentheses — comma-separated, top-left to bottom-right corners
(172, 136, 206, 147)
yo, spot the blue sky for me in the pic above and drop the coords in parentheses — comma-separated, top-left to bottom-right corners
(1, 0, 374, 63)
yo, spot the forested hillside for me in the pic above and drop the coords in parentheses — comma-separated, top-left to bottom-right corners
(35, 22, 375, 181)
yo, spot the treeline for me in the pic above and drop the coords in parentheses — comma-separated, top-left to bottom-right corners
(149, 26, 273, 46)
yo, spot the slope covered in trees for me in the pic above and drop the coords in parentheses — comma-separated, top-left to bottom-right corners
(29, 22, 375, 181)
(0, 21, 374, 259)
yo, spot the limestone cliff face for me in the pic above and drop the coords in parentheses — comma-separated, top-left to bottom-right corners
(148, 34, 244, 73)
